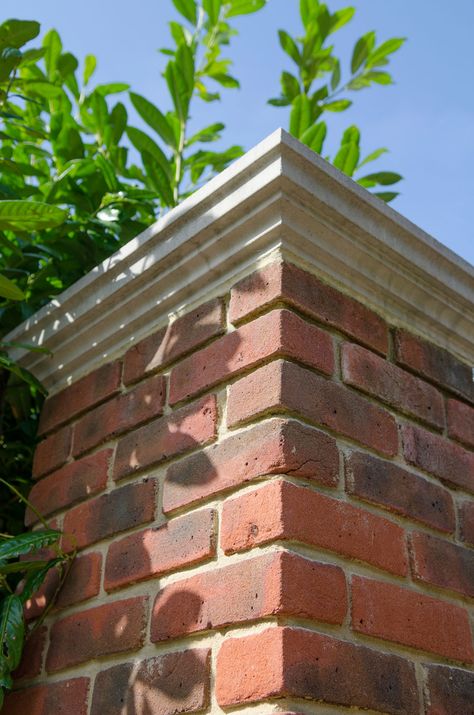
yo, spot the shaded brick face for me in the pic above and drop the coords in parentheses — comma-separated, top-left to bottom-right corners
(23, 259, 474, 715)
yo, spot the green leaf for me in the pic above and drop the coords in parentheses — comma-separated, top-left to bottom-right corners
(43, 29, 62, 81)
(226, 0, 266, 17)
(330, 58, 341, 90)
(165, 50, 193, 120)
(300, 122, 327, 153)
(360, 171, 402, 186)
(367, 37, 406, 68)
(109, 102, 128, 145)
(126, 127, 172, 179)
(83, 54, 96, 86)
(172, 0, 198, 24)
(26, 82, 63, 99)
(351, 31, 375, 73)
(329, 7, 355, 33)
(278, 30, 301, 65)
(0, 530, 60, 562)
(289, 94, 312, 138)
(0, 20, 40, 51)
(281, 71, 300, 100)
(95, 83, 130, 96)
(358, 147, 388, 168)
(366, 70, 392, 85)
(333, 125, 360, 177)
(0, 48, 22, 82)
(130, 92, 177, 149)
(374, 191, 399, 203)
(323, 99, 352, 112)
(142, 150, 175, 207)
(19, 559, 63, 604)
(186, 123, 225, 145)
(0, 595, 24, 673)
(95, 154, 120, 192)
(0, 355, 46, 394)
(0, 201, 68, 231)
(0, 275, 24, 301)
(204, 0, 222, 25)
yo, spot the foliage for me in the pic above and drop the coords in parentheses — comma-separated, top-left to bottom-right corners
(269, 0, 405, 199)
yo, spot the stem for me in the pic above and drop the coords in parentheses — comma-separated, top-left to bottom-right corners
(173, 120, 186, 203)
(0, 478, 50, 533)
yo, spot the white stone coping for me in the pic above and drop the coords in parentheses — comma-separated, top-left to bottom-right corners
(5, 129, 474, 394)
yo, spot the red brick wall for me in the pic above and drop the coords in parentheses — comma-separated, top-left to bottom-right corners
(5, 260, 474, 715)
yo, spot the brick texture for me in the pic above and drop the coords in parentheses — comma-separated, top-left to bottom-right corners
(460, 500, 474, 546)
(2, 679, 90, 715)
(424, 664, 474, 715)
(410, 531, 474, 599)
(447, 397, 474, 448)
(32, 425, 72, 479)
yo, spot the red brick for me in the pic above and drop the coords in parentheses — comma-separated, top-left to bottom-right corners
(229, 261, 389, 354)
(151, 551, 347, 642)
(402, 424, 474, 493)
(26, 449, 111, 525)
(62, 479, 156, 550)
(123, 298, 225, 385)
(447, 398, 474, 448)
(39, 360, 122, 435)
(342, 341, 445, 429)
(91, 649, 211, 715)
(227, 360, 398, 457)
(12, 626, 47, 681)
(216, 626, 419, 714)
(163, 417, 339, 513)
(352, 576, 474, 662)
(410, 531, 474, 599)
(169, 308, 334, 404)
(46, 597, 147, 672)
(2, 678, 90, 715)
(221, 479, 407, 576)
(32, 425, 72, 479)
(73, 375, 166, 456)
(346, 451, 455, 532)
(460, 500, 474, 546)
(105, 509, 216, 591)
(113, 394, 217, 481)
(395, 329, 474, 402)
(424, 664, 474, 715)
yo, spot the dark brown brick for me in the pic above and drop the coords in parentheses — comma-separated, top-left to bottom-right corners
(32, 426, 72, 479)
(425, 664, 474, 715)
(2, 678, 90, 715)
(447, 398, 474, 448)
(410, 531, 474, 599)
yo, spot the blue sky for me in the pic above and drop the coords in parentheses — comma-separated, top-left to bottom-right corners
(3, 0, 474, 265)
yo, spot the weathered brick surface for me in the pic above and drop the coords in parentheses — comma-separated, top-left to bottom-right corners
(229, 261, 389, 354)
(221, 479, 407, 576)
(46, 597, 147, 672)
(410, 531, 474, 599)
(62, 479, 156, 550)
(216, 626, 419, 714)
(39, 360, 122, 435)
(73, 374, 166, 456)
(105, 509, 216, 591)
(91, 649, 211, 715)
(169, 308, 334, 404)
(424, 664, 474, 715)
(151, 552, 347, 642)
(402, 424, 474, 493)
(2, 678, 90, 715)
(32, 425, 72, 479)
(342, 341, 445, 428)
(123, 298, 225, 385)
(163, 417, 339, 513)
(113, 394, 217, 481)
(346, 451, 455, 532)
(460, 500, 474, 546)
(227, 359, 398, 456)
(447, 397, 474, 448)
(12, 626, 47, 681)
(26, 449, 111, 525)
(352, 576, 474, 662)
(395, 329, 474, 402)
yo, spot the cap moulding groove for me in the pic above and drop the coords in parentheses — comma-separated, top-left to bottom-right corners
(6, 128, 474, 394)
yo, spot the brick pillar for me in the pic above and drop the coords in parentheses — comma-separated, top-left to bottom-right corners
(4, 258, 473, 715)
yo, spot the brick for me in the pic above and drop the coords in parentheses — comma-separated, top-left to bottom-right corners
(402, 424, 474, 493)
(113, 394, 217, 481)
(26, 449, 111, 525)
(39, 360, 122, 435)
(124, 298, 225, 385)
(91, 649, 211, 715)
(169, 308, 334, 404)
(460, 500, 474, 546)
(447, 398, 474, 448)
(12, 626, 47, 681)
(227, 360, 398, 457)
(2, 678, 90, 715)
(346, 451, 455, 533)
(73, 375, 166, 456)
(221, 479, 407, 576)
(46, 597, 147, 672)
(342, 341, 445, 429)
(62, 479, 156, 551)
(105, 509, 216, 591)
(410, 532, 474, 599)
(151, 551, 347, 642)
(352, 576, 474, 662)
(216, 626, 419, 714)
(424, 664, 474, 715)
(32, 425, 72, 479)
(229, 261, 389, 354)
(163, 417, 339, 513)
(395, 329, 474, 402)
